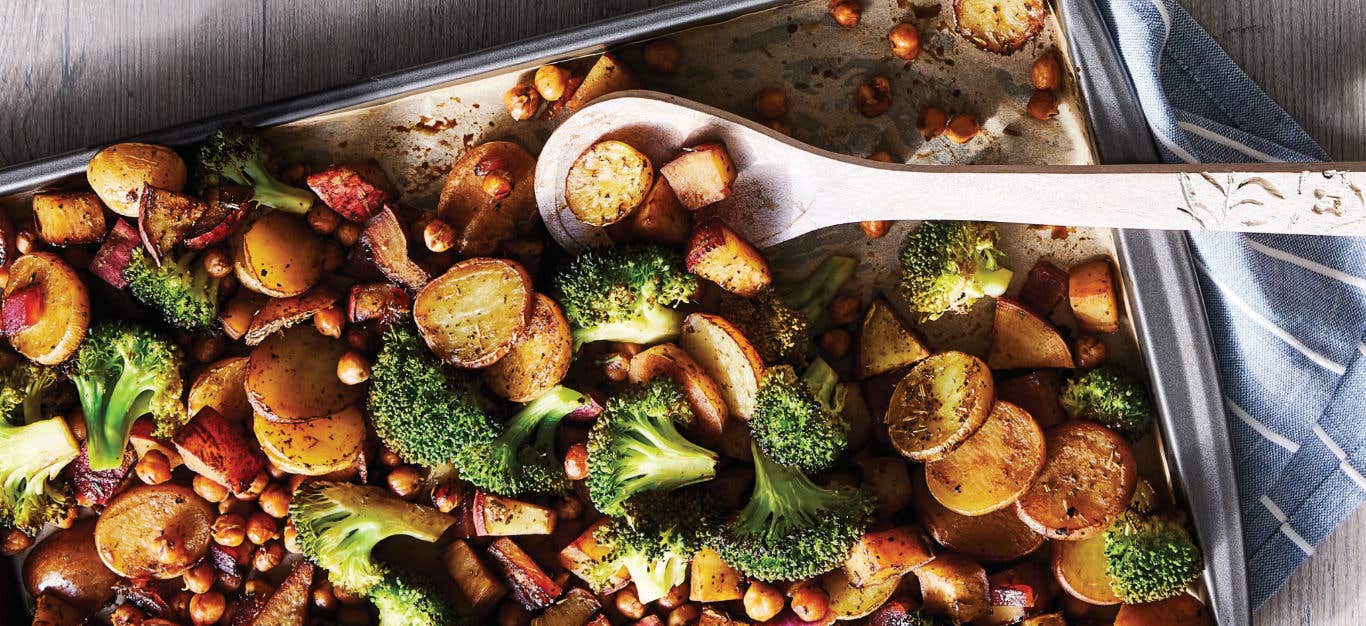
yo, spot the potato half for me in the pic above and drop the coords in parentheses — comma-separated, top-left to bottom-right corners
(885, 351, 994, 461)
(254, 407, 365, 476)
(925, 400, 1045, 515)
(23, 519, 119, 612)
(4, 253, 90, 365)
(565, 140, 653, 227)
(86, 142, 187, 217)
(953, 0, 1047, 55)
(234, 212, 326, 298)
(415, 257, 534, 369)
(1052, 533, 1122, 605)
(246, 325, 364, 423)
(1016, 421, 1138, 540)
(94, 483, 214, 579)
(484, 294, 574, 402)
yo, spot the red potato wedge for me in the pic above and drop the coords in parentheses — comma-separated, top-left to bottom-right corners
(925, 401, 1045, 516)
(485, 294, 574, 402)
(243, 285, 340, 346)
(565, 140, 653, 227)
(23, 518, 120, 612)
(844, 526, 936, 589)
(64, 445, 133, 508)
(533, 588, 601, 626)
(415, 257, 534, 369)
(996, 370, 1067, 429)
(1114, 594, 1215, 626)
(359, 206, 430, 292)
(234, 212, 326, 298)
(1018, 259, 1068, 316)
(232, 560, 313, 626)
(690, 547, 746, 602)
(32, 191, 107, 246)
(94, 483, 214, 579)
(445, 539, 509, 613)
(183, 185, 252, 250)
(472, 491, 557, 536)
(821, 566, 903, 620)
(858, 299, 932, 380)
(246, 325, 364, 423)
(915, 553, 990, 624)
(629, 343, 728, 444)
(173, 407, 267, 495)
(660, 143, 737, 210)
(987, 298, 1074, 370)
(1052, 533, 1121, 605)
(306, 159, 397, 222)
(4, 253, 90, 365)
(2, 283, 42, 336)
(137, 184, 207, 264)
(347, 282, 411, 324)
(560, 519, 631, 595)
(89, 219, 141, 289)
(631, 177, 691, 246)
(1016, 421, 1138, 540)
(488, 537, 563, 611)
(912, 468, 1045, 562)
(685, 221, 771, 297)
(254, 407, 366, 476)
(679, 313, 765, 420)
(563, 53, 640, 111)
(1069, 257, 1121, 334)
(437, 141, 538, 256)
(885, 351, 994, 462)
(952, 0, 1046, 55)
(86, 142, 188, 217)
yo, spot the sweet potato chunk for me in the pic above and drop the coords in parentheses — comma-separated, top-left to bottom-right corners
(306, 159, 397, 222)
(685, 221, 771, 297)
(173, 407, 266, 495)
(244, 285, 340, 346)
(629, 343, 728, 444)
(488, 538, 562, 611)
(246, 325, 364, 422)
(844, 526, 935, 588)
(234, 212, 325, 298)
(32, 191, 107, 246)
(533, 588, 601, 626)
(915, 554, 990, 623)
(1015, 421, 1137, 540)
(924, 401, 1045, 515)
(254, 407, 365, 476)
(137, 185, 207, 264)
(995, 370, 1066, 429)
(565, 140, 653, 227)
(1069, 257, 1121, 334)
(660, 143, 737, 210)
(858, 299, 931, 380)
(987, 298, 1073, 370)
(561, 519, 631, 594)
(359, 206, 430, 292)
(1018, 259, 1068, 315)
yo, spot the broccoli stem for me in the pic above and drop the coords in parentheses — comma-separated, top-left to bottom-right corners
(801, 358, 840, 409)
(740, 443, 828, 533)
(616, 421, 716, 495)
(571, 305, 683, 348)
(516, 386, 586, 448)
(82, 368, 156, 471)
(972, 266, 1013, 298)
(782, 256, 857, 321)
(242, 160, 313, 214)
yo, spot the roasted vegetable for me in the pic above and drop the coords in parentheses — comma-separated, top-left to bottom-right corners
(716, 289, 810, 366)
(1103, 512, 1202, 604)
(368, 568, 466, 626)
(0, 417, 79, 533)
(1060, 366, 1154, 439)
(455, 386, 594, 497)
(780, 255, 858, 326)
(593, 490, 723, 603)
(124, 249, 221, 332)
(565, 140, 653, 227)
(414, 257, 531, 368)
(0, 362, 58, 425)
(898, 221, 1012, 320)
(86, 142, 188, 218)
(196, 127, 313, 213)
(750, 358, 847, 473)
(552, 243, 699, 347)
(71, 321, 185, 471)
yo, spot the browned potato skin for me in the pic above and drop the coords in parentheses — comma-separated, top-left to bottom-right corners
(885, 351, 994, 462)
(94, 483, 215, 579)
(1114, 594, 1215, 626)
(23, 519, 120, 612)
(912, 467, 1045, 562)
(563, 53, 641, 111)
(173, 407, 267, 495)
(437, 141, 538, 256)
(987, 298, 1074, 370)
(858, 299, 931, 380)
(246, 325, 365, 423)
(4, 253, 91, 365)
(86, 142, 188, 217)
(254, 407, 365, 476)
(565, 140, 654, 228)
(32, 191, 107, 246)
(415, 257, 534, 369)
(243, 285, 340, 346)
(685, 221, 771, 297)
(660, 143, 737, 210)
(1016, 421, 1138, 540)
(844, 526, 935, 588)
(1052, 533, 1121, 605)
(952, 0, 1047, 55)
(485, 294, 573, 402)
(233, 560, 314, 626)
(924, 401, 1045, 515)
(914, 553, 990, 623)
(234, 212, 326, 298)
(1070, 257, 1121, 334)
(630, 177, 691, 246)
(189, 356, 252, 423)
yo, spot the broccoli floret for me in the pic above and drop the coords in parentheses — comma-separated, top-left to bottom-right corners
(454, 386, 590, 497)
(1103, 511, 1203, 603)
(779, 255, 858, 324)
(290, 481, 454, 594)
(124, 248, 221, 332)
(717, 290, 811, 366)
(196, 126, 313, 214)
(0, 417, 79, 533)
(0, 362, 59, 425)
(369, 568, 466, 626)
(750, 358, 848, 472)
(898, 221, 1013, 320)
(551, 244, 699, 347)
(586, 378, 718, 517)
(71, 321, 185, 471)
(1060, 366, 1154, 439)
(718, 443, 873, 581)
(369, 324, 497, 466)
(878, 608, 953, 626)
(595, 490, 724, 604)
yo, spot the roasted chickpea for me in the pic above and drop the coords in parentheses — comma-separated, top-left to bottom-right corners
(212, 513, 246, 547)
(657, 583, 689, 610)
(1032, 53, 1063, 90)
(190, 591, 225, 626)
(313, 580, 340, 611)
(245, 512, 278, 546)
(555, 496, 583, 521)
(153, 530, 190, 566)
(643, 38, 682, 74)
(482, 170, 514, 200)
(307, 204, 342, 235)
(219, 297, 255, 340)
(0, 528, 33, 556)
(110, 604, 146, 626)
(945, 113, 981, 144)
(668, 604, 700, 626)
(860, 220, 890, 239)
(867, 151, 894, 163)
(790, 583, 831, 621)
(54, 506, 77, 529)
(254, 540, 284, 572)
(828, 295, 861, 326)
(616, 586, 646, 620)
(15, 230, 39, 255)
(1074, 335, 1108, 369)
(432, 483, 464, 513)
(184, 563, 216, 594)
(888, 23, 922, 60)
(136, 449, 173, 485)
(335, 221, 363, 248)
(193, 475, 229, 503)
(344, 325, 372, 352)
(819, 328, 852, 360)
(202, 248, 232, 279)
(534, 65, 570, 101)
(423, 218, 456, 253)
(337, 351, 371, 386)
(218, 495, 247, 516)
(918, 106, 949, 140)
(192, 334, 226, 363)
(1028, 89, 1060, 120)
(283, 520, 300, 553)
(827, 0, 862, 28)
(753, 87, 787, 120)
(855, 75, 892, 118)
(564, 443, 590, 481)
(387, 465, 422, 499)
(313, 305, 345, 339)
(65, 409, 87, 442)
(743, 581, 785, 622)
(242, 471, 269, 500)
(378, 447, 402, 468)
(258, 482, 292, 518)
(503, 84, 542, 122)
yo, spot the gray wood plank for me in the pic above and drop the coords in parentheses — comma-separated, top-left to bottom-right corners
(0, 1, 66, 165)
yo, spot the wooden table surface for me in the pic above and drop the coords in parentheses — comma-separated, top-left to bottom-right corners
(2, 0, 1363, 623)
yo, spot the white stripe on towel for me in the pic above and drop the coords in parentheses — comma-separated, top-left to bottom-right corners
(1245, 240, 1366, 292)
(1311, 425, 1366, 491)
(1177, 121, 1280, 162)
(1261, 496, 1316, 555)
(1225, 398, 1299, 452)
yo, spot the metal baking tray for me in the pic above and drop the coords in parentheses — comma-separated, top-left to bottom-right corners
(0, 0, 1246, 624)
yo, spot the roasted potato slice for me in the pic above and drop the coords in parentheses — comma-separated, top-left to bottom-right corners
(858, 299, 931, 380)
(189, 356, 252, 423)
(1070, 257, 1121, 334)
(1052, 533, 1121, 605)
(86, 142, 188, 217)
(987, 298, 1074, 370)
(685, 221, 771, 297)
(821, 566, 903, 620)
(679, 313, 765, 420)
(94, 483, 214, 579)
(844, 526, 935, 588)
(660, 143, 737, 210)
(234, 212, 326, 298)
(565, 140, 653, 227)
(437, 141, 538, 256)
(857, 455, 914, 516)
(348, 282, 411, 324)
(925, 401, 1045, 515)
(359, 206, 429, 292)
(953, 0, 1046, 55)
(23, 519, 120, 612)
(563, 53, 640, 111)
(246, 325, 364, 422)
(4, 253, 90, 365)
(484, 294, 573, 402)
(913, 468, 1044, 562)
(914, 553, 990, 624)
(173, 407, 267, 495)
(414, 257, 534, 369)
(32, 191, 107, 246)
(243, 285, 340, 346)
(1016, 421, 1138, 540)
(630, 177, 691, 246)
(253, 407, 365, 476)
(885, 351, 994, 462)
(629, 343, 728, 444)
(1114, 594, 1214, 626)
(996, 370, 1067, 429)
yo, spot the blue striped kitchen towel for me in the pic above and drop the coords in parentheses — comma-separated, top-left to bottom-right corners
(1095, 0, 1366, 609)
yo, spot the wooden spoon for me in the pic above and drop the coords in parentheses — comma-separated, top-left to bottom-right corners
(535, 90, 1366, 252)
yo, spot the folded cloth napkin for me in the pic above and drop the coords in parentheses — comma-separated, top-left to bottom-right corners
(1096, 0, 1366, 609)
